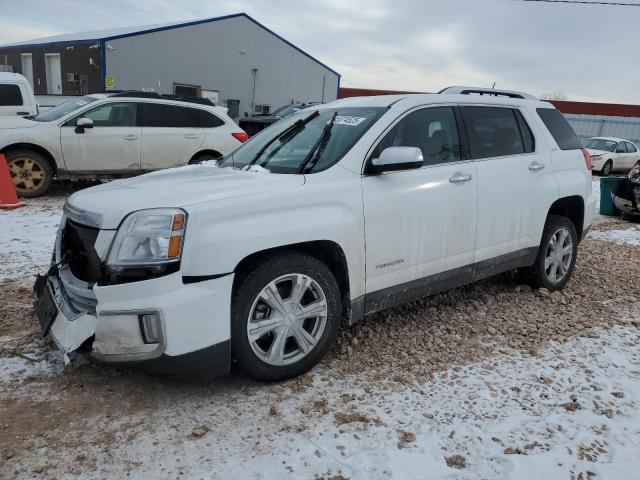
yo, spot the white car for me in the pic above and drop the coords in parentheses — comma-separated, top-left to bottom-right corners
(0, 92, 247, 197)
(34, 86, 596, 381)
(0, 72, 39, 117)
(584, 137, 640, 176)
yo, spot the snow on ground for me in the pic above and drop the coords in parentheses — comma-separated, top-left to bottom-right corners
(3, 177, 640, 479)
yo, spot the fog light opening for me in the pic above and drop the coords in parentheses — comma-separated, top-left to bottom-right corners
(139, 313, 161, 344)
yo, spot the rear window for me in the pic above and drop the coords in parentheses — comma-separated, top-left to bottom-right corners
(461, 106, 534, 159)
(191, 108, 225, 128)
(143, 103, 200, 128)
(0, 84, 23, 106)
(536, 108, 582, 150)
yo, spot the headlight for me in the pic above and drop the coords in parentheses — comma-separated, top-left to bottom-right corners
(107, 208, 186, 267)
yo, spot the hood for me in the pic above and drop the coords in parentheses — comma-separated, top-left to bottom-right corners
(66, 165, 305, 229)
(586, 148, 610, 157)
(0, 116, 39, 129)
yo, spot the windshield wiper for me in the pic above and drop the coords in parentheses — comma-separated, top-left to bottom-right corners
(246, 110, 320, 168)
(298, 111, 338, 174)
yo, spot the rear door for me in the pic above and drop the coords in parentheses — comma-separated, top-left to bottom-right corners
(464, 105, 558, 267)
(140, 103, 205, 170)
(620, 142, 637, 170)
(362, 105, 478, 310)
(60, 101, 141, 172)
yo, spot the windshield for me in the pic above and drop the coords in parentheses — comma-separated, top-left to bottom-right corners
(585, 138, 617, 153)
(220, 107, 384, 174)
(32, 96, 99, 122)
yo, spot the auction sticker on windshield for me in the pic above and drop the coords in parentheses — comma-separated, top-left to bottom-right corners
(334, 115, 367, 126)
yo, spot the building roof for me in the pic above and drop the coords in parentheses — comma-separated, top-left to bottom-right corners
(0, 13, 340, 77)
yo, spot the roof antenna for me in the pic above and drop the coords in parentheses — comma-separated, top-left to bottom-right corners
(491, 82, 496, 89)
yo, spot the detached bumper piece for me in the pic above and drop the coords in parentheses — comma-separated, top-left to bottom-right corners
(612, 172, 640, 216)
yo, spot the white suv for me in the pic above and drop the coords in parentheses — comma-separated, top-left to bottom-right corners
(0, 92, 247, 197)
(0, 72, 39, 117)
(34, 86, 596, 381)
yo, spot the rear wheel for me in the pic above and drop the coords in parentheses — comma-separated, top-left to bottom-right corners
(6, 149, 54, 197)
(519, 215, 578, 291)
(189, 151, 222, 164)
(231, 251, 341, 381)
(601, 160, 612, 176)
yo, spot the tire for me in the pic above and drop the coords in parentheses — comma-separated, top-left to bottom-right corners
(6, 149, 54, 198)
(601, 160, 612, 176)
(231, 251, 341, 382)
(519, 215, 578, 291)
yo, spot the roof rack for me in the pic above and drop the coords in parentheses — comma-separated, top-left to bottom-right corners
(438, 86, 537, 100)
(106, 90, 217, 106)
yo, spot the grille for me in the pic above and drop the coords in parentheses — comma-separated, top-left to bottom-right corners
(61, 220, 103, 284)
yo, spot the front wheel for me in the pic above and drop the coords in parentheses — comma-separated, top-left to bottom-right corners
(519, 215, 578, 291)
(6, 149, 54, 197)
(231, 251, 341, 381)
(601, 160, 612, 176)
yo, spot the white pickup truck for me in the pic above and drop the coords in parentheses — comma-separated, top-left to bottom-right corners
(34, 86, 596, 381)
(0, 72, 38, 117)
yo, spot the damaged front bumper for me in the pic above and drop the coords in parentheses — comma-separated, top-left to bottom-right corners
(34, 267, 234, 376)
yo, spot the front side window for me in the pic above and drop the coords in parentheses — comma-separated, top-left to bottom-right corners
(0, 84, 23, 106)
(371, 106, 462, 166)
(462, 106, 533, 159)
(143, 103, 200, 128)
(75, 102, 138, 127)
(617, 142, 628, 153)
(220, 107, 384, 174)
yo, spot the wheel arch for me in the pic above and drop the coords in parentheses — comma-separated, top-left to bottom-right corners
(189, 149, 223, 164)
(547, 195, 585, 240)
(1, 142, 58, 175)
(233, 240, 352, 325)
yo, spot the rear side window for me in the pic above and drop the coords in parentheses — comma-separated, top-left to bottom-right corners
(0, 84, 23, 106)
(462, 106, 533, 159)
(536, 108, 582, 150)
(627, 142, 638, 153)
(144, 103, 200, 128)
(190, 108, 224, 128)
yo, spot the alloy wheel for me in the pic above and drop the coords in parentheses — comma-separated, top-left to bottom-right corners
(544, 227, 573, 284)
(247, 273, 328, 366)
(8, 156, 47, 195)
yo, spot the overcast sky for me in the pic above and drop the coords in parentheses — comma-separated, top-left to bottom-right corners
(1, 0, 638, 103)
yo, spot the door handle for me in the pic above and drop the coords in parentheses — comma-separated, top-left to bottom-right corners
(529, 161, 545, 172)
(184, 133, 200, 139)
(449, 172, 472, 184)
(124, 134, 139, 141)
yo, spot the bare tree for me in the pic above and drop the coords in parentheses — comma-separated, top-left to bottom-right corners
(540, 91, 568, 101)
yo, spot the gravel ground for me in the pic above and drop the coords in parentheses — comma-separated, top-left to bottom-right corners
(2, 179, 640, 479)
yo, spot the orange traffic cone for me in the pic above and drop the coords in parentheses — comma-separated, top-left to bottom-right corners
(0, 153, 25, 209)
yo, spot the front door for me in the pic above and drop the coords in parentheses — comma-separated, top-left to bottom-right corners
(45, 54, 62, 95)
(60, 101, 141, 172)
(362, 106, 478, 312)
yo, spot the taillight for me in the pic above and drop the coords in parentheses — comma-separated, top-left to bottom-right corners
(581, 148, 592, 171)
(232, 132, 249, 143)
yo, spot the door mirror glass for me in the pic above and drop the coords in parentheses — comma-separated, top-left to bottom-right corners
(75, 117, 93, 133)
(370, 146, 423, 174)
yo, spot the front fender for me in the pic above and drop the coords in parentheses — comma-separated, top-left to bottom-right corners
(180, 176, 365, 300)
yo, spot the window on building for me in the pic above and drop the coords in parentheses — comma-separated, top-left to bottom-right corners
(462, 106, 534, 159)
(0, 84, 23, 106)
(372, 106, 462, 166)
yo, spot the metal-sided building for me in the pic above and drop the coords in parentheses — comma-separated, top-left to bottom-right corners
(0, 13, 340, 119)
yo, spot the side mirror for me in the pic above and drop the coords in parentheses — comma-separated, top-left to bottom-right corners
(75, 117, 94, 134)
(369, 146, 423, 174)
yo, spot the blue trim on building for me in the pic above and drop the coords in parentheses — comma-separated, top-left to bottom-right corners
(0, 39, 99, 50)
(2, 13, 341, 79)
(99, 40, 106, 91)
